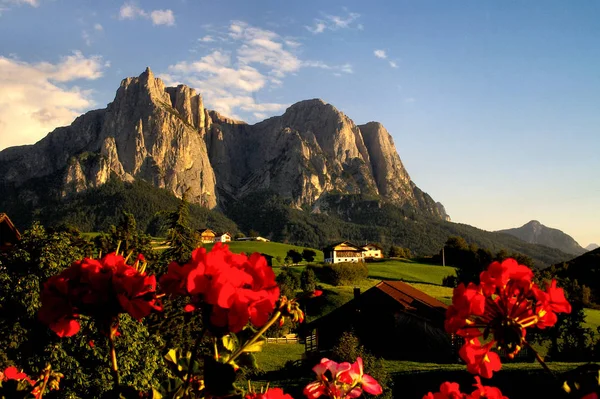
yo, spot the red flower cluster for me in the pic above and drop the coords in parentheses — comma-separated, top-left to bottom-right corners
(422, 377, 508, 399)
(445, 258, 571, 378)
(303, 357, 382, 399)
(159, 243, 280, 333)
(246, 387, 294, 399)
(38, 253, 161, 337)
(1, 366, 35, 386)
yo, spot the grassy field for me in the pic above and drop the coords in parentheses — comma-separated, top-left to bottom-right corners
(253, 343, 305, 372)
(204, 241, 324, 265)
(367, 260, 456, 285)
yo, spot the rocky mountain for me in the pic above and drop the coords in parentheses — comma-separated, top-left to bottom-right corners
(586, 243, 599, 251)
(497, 220, 586, 256)
(0, 68, 449, 220)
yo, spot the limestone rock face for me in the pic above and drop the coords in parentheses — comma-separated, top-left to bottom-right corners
(0, 69, 448, 219)
(0, 68, 217, 208)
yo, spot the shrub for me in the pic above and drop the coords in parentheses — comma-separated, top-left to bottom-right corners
(322, 262, 369, 286)
(442, 274, 458, 288)
(276, 267, 300, 298)
(302, 249, 317, 263)
(300, 267, 317, 293)
(331, 332, 392, 399)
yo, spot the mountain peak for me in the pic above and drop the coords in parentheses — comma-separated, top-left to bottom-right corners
(498, 221, 586, 256)
(526, 220, 542, 227)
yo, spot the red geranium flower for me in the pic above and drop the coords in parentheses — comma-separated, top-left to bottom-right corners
(422, 378, 508, 399)
(304, 357, 382, 399)
(2, 366, 35, 386)
(246, 387, 294, 399)
(38, 252, 161, 337)
(159, 243, 280, 333)
(445, 258, 571, 379)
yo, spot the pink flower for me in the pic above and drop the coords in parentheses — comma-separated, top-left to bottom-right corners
(304, 358, 382, 399)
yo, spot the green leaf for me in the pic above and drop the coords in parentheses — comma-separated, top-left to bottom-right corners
(222, 334, 237, 351)
(243, 339, 265, 353)
(164, 349, 178, 365)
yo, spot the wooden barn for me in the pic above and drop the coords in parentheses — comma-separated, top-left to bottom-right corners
(304, 280, 454, 362)
(0, 213, 21, 251)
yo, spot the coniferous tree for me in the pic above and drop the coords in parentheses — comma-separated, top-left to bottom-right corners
(162, 196, 196, 264)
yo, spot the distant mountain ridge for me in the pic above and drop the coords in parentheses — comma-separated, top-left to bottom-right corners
(497, 220, 586, 256)
(586, 243, 599, 251)
(0, 68, 448, 220)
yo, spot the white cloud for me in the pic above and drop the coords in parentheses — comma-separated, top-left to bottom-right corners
(374, 49, 387, 59)
(306, 10, 361, 34)
(150, 9, 174, 26)
(306, 22, 326, 34)
(199, 35, 215, 42)
(4, 0, 39, 6)
(119, 2, 145, 19)
(389, 61, 398, 68)
(0, 0, 39, 15)
(82, 30, 92, 46)
(118, 2, 175, 26)
(94, 23, 103, 31)
(0, 52, 106, 150)
(303, 60, 353, 74)
(163, 21, 352, 121)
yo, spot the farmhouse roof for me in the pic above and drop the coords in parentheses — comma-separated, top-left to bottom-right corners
(363, 243, 384, 250)
(305, 280, 447, 331)
(374, 280, 448, 314)
(0, 213, 21, 245)
(198, 228, 216, 235)
(323, 241, 363, 252)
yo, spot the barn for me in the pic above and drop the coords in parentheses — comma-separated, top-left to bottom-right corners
(304, 280, 455, 363)
(0, 213, 21, 251)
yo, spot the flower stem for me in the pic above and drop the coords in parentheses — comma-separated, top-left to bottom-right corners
(35, 364, 51, 399)
(182, 326, 207, 395)
(227, 311, 282, 365)
(523, 340, 555, 379)
(108, 324, 120, 387)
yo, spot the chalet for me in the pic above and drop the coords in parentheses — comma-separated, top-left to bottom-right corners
(362, 243, 384, 259)
(303, 280, 454, 362)
(216, 232, 231, 243)
(198, 228, 216, 244)
(0, 213, 21, 251)
(323, 241, 364, 263)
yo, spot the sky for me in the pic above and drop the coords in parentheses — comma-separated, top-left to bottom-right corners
(0, 0, 599, 247)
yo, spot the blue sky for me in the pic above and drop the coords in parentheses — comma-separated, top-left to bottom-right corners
(0, 0, 598, 247)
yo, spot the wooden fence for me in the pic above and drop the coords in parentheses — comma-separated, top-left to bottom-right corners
(266, 334, 298, 344)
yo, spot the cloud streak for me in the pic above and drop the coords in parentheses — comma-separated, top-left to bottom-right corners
(0, 52, 107, 150)
(306, 10, 361, 34)
(119, 2, 175, 26)
(162, 21, 353, 121)
(374, 49, 387, 59)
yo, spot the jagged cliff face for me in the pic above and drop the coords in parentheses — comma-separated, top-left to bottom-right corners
(0, 68, 217, 208)
(205, 99, 449, 219)
(0, 69, 448, 220)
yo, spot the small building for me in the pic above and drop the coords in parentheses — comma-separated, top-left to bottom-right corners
(216, 232, 231, 243)
(323, 241, 364, 263)
(303, 280, 454, 362)
(198, 228, 216, 244)
(362, 243, 384, 259)
(0, 213, 21, 251)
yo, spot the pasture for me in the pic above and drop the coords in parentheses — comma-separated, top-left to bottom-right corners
(204, 241, 324, 265)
